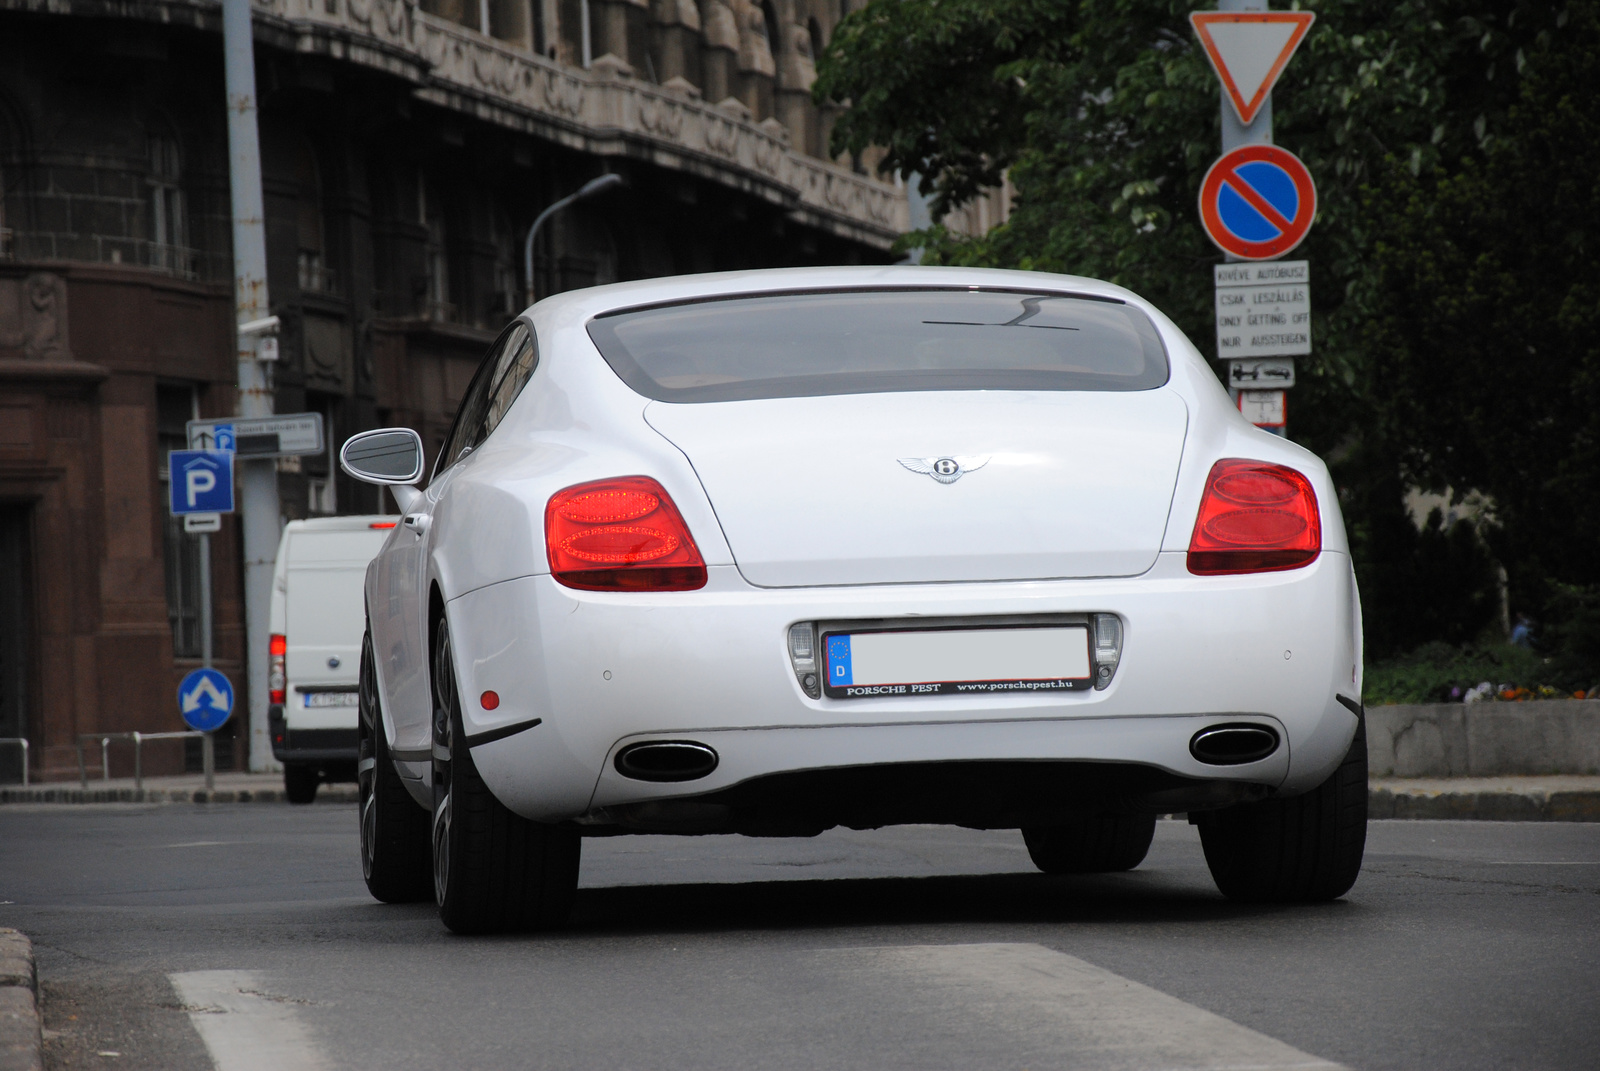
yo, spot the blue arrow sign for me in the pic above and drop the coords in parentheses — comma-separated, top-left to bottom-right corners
(168, 450, 234, 515)
(178, 667, 234, 732)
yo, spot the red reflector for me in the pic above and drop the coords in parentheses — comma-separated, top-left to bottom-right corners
(269, 634, 287, 656)
(1188, 459, 1321, 575)
(546, 476, 706, 591)
(369, 521, 397, 529)
(480, 691, 500, 710)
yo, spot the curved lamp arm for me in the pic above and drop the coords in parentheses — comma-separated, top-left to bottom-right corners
(523, 173, 626, 310)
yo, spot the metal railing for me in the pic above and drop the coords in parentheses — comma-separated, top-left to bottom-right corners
(0, 738, 28, 787)
(76, 731, 215, 791)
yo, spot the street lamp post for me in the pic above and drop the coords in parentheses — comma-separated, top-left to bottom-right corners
(523, 173, 626, 310)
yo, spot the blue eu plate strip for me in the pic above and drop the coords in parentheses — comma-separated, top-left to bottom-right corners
(827, 634, 853, 687)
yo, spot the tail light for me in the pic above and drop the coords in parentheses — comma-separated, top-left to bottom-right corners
(545, 476, 707, 591)
(268, 633, 287, 704)
(1187, 459, 1321, 575)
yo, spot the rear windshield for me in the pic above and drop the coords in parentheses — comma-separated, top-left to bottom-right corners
(586, 288, 1169, 402)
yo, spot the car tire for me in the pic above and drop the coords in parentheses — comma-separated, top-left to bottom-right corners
(1022, 812, 1158, 874)
(1196, 709, 1368, 903)
(431, 619, 580, 935)
(358, 630, 433, 904)
(283, 764, 319, 805)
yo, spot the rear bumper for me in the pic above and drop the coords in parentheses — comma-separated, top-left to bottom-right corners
(270, 706, 358, 765)
(445, 551, 1362, 823)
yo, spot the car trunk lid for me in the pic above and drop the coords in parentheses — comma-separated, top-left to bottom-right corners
(645, 390, 1188, 587)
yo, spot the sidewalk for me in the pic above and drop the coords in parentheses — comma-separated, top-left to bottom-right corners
(0, 771, 357, 805)
(3, 772, 1598, 819)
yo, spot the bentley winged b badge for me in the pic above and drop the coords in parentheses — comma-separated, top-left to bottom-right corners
(898, 455, 991, 485)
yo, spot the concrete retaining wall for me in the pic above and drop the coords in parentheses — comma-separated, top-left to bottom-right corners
(1366, 699, 1600, 777)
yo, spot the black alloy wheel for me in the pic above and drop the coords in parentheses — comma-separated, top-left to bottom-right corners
(431, 618, 580, 934)
(357, 629, 432, 903)
(1021, 812, 1158, 874)
(1195, 708, 1368, 902)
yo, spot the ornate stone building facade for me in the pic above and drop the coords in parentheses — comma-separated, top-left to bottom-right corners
(0, 0, 905, 781)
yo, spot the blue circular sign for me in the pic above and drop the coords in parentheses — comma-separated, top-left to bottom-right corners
(178, 667, 234, 732)
(1198, 145, 1318, 260)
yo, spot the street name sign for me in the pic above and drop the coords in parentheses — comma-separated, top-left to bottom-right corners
(1190, 11, 1315, 126)
(1238, 389, 1287, 429)
(1214, 259, 1311, 358)
(168, 451, 235, 515)
(1199, 145, 1318, 260)
(187, 413, 324, 459)
(178, 667, 233, 732)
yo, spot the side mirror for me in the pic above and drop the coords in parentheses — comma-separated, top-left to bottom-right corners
(340, 428, 425, 486)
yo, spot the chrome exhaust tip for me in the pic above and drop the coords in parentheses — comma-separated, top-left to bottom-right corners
(1189, 724, 1280, 766)
(614, 741, 720, 783)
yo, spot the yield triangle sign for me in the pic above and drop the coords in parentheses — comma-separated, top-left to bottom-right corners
(1190, 11, 1316, 126)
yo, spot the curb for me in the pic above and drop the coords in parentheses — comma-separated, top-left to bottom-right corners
(1370, 783, 1600, 821)
(0, 785, 358, 805)
(0, 929, 41, 1071)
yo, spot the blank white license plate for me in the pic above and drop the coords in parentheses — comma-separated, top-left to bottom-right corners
(823, 626, 1091, 699)
(302, 691, 358, 708)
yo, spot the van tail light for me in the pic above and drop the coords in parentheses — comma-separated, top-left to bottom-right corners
(545, 476, 707, 591)
(269, 633, 287, 704)
(1187, 459, 1321, 575)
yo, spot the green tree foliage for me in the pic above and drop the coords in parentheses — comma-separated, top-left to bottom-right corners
(817, 0, 1597, 671)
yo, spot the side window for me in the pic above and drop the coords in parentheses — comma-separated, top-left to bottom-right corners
(481, 328, 538, 440)
(432, 322, 530, 481)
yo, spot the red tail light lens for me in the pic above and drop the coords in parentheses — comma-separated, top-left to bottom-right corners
(368, 521, 397, 529)
(546, 476, 707, 591)
(1187, 459, 1321, 575)
(268, 633, 287, 704)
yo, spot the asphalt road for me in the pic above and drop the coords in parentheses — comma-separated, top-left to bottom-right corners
(1, 804, 1596, 1071)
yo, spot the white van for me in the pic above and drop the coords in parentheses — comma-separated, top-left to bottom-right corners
(267, 515, 396, 802)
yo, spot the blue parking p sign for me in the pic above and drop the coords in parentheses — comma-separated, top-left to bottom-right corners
(169, 451, 234, 514)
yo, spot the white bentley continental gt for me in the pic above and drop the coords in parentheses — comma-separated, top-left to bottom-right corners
(338, 266, 1367, 933)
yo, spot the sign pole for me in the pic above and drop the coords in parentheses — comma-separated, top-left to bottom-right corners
(1196, 0, 1315, 439)
(198, 531, 215, 790)
(223, 0, 282, 773)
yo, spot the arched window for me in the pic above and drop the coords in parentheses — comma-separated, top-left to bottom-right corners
(489, 206, 518, 317)
(294, 140, 333, 293)
(147, 134, 191, 276)
(807, 17, 824, 62)
(419, 177, 452, 320)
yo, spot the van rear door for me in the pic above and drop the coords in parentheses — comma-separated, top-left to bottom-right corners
(284, 529, 388, 728)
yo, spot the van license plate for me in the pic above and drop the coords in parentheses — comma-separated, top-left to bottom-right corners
(303, 692, 358, 708)
(822, 626, 1092, 699)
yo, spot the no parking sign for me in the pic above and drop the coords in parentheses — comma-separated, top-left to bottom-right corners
(1198, 144, 1317, 261)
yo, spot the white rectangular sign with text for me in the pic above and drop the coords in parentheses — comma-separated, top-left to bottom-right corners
(1215, 260, 1311, 358)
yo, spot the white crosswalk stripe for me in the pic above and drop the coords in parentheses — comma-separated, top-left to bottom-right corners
(169, 970, 330, 1071)
(822, 943, 1346, 1071)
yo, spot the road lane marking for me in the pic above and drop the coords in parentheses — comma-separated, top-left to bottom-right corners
(825, 943, 1345, 1071)
(169, 971, 328, 1071)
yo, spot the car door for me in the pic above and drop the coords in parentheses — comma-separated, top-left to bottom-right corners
(378, 323, 529, 751)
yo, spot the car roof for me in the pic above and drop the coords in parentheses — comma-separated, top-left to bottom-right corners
(527, 265, 1142, 323)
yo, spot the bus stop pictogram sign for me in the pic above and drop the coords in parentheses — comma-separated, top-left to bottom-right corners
(1198, 145, 1318, 260)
